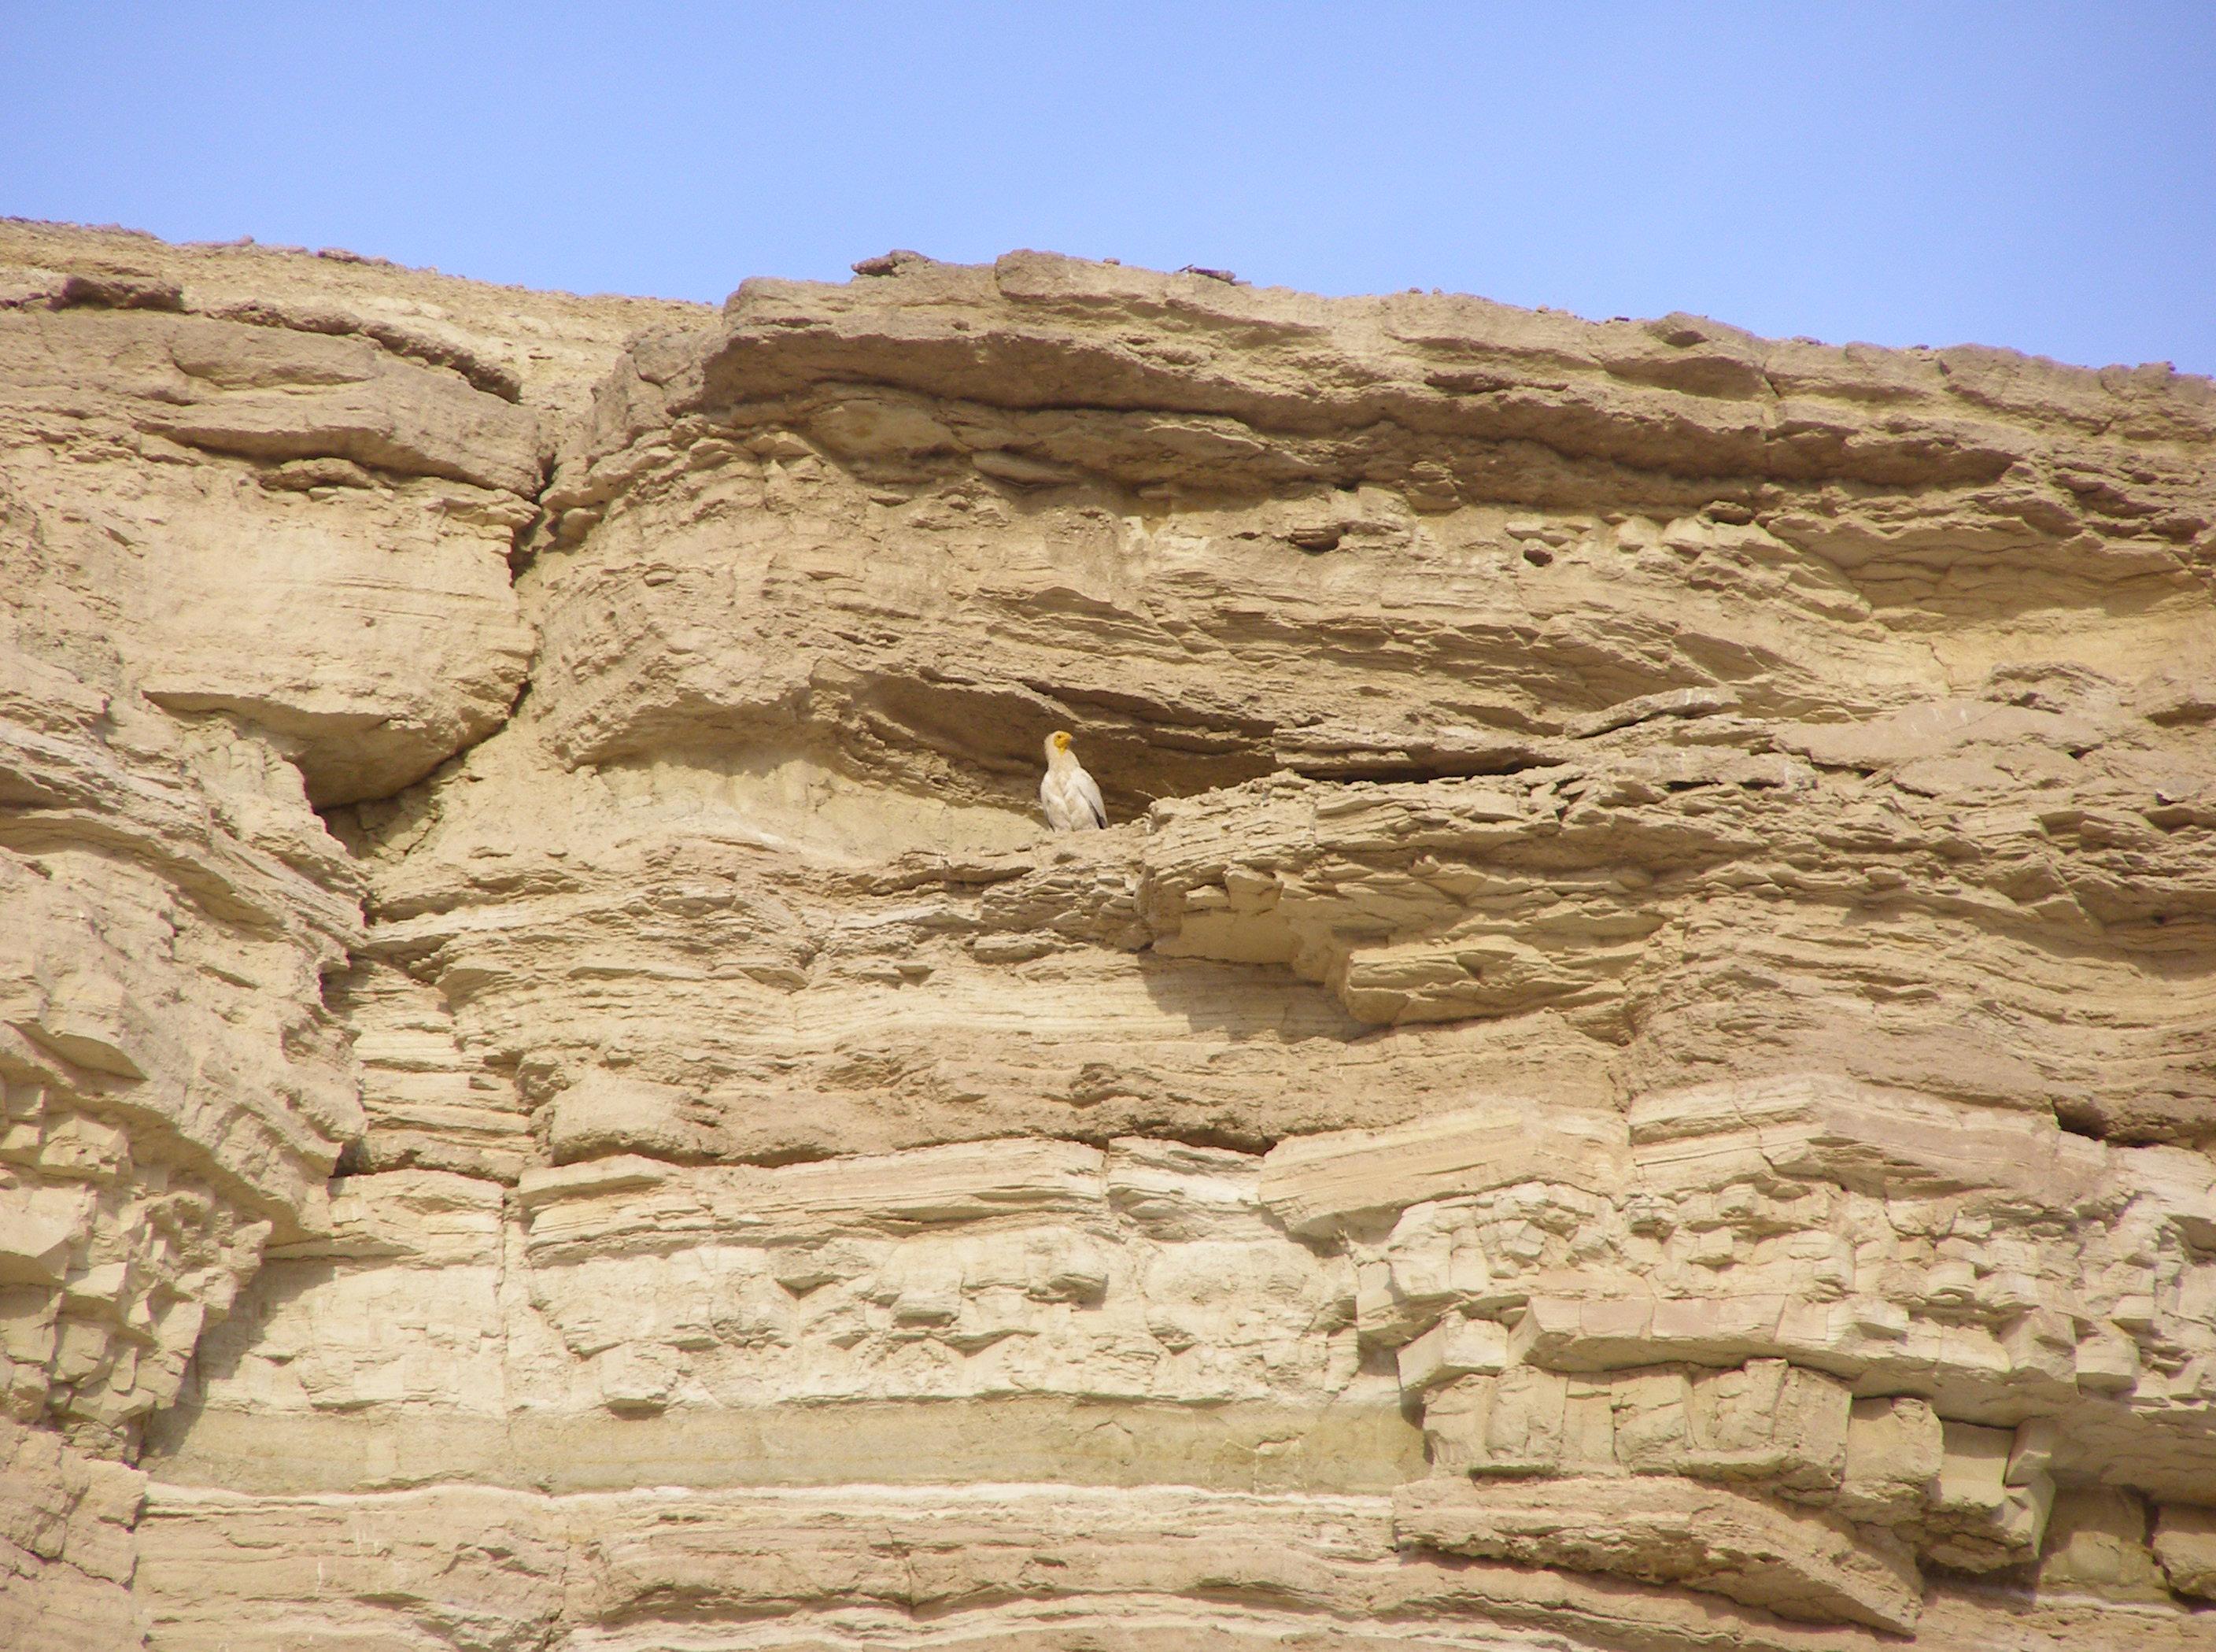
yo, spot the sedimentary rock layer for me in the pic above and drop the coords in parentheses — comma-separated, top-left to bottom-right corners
(1, 219, 2211, 1647)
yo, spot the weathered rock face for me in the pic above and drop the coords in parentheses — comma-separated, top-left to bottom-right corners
(2, 219, 2213, 1648)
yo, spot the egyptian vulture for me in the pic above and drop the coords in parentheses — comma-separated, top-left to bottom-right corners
(1040, 730, 1107, 831)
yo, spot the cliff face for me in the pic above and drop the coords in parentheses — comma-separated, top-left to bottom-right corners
(2, 220, 2213, 1650)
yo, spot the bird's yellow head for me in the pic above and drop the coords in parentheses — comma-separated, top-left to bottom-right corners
(1047, 730, 1074, 756)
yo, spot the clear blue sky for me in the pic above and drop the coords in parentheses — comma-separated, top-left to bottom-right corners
(6, 2, 2212, 375)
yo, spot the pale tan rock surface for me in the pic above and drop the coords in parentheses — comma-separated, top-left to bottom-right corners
(1, 220, 2211, 1646)
(2158, 1504, 2216, 1601)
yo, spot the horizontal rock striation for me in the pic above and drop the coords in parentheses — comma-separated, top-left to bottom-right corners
(1, 220, 2211, 1647)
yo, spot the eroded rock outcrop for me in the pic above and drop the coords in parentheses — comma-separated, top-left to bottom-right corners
(2, 220, 2212, 1647)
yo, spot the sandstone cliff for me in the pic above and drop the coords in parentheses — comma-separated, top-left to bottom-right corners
(2, 218, 2213, 1649)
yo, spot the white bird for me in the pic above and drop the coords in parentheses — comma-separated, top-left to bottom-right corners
(1039, 730, 1108, 832)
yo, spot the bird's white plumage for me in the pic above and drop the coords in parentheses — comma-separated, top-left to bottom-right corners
(1040, 732, 1107, 831)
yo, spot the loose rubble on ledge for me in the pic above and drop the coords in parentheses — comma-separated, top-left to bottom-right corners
(2, 218, 2214, 1650)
